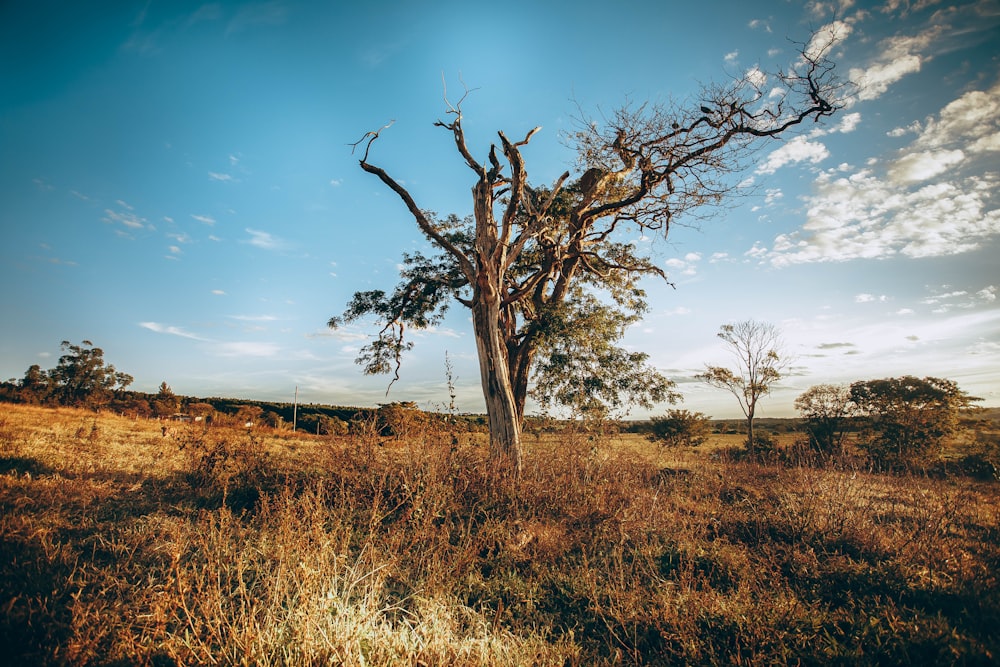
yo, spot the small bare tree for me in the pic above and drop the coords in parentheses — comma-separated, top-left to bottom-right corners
(333, 36, 842, 477)
(698, 320, 788, 451)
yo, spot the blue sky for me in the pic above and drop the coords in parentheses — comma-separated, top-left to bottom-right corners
(2, 0, 998, 418)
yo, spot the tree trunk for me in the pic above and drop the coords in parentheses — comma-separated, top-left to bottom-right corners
(472, 291, 524, 476)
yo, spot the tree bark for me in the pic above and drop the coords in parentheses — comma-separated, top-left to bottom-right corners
(472, 276, 523, 476)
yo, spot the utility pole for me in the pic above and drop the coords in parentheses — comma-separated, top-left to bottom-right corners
(293, 385, 298, 433)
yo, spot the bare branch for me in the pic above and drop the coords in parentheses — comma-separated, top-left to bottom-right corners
(348, 120, 396, 163)
(358, 160, 476, 282)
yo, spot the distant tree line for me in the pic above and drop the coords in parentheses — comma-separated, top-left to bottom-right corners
(641, 374, 986, 474)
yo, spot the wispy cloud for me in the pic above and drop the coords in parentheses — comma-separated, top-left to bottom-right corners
(191, 214, 216, 225)
(212, 341, 282, 357)
(816, 342, 856, 350)
(138, 322, 207, 340)
(226, 1, 287, 35)
(244, 228, 288, 250)
(229, 314, 279, 322)
(209, 171, 237, 182)
(103, 202, 148, 230)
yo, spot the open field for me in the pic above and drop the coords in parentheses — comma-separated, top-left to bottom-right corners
(1, 404, 998, 665)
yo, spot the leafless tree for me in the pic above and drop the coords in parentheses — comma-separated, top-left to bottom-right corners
(698, 320, 789, 451)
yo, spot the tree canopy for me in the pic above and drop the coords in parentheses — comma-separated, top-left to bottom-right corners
(850, 376, 980, 468)
(332, 34, 842, 475)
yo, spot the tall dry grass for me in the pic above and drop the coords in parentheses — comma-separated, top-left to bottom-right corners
(1, 403, 997, 665)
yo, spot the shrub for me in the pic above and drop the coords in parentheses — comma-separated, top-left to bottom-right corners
(646, 409, 711, 448)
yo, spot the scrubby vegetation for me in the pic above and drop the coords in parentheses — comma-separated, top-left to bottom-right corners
(1, 403, 997, 665)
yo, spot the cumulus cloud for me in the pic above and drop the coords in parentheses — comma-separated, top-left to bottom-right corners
(757, 136, 830, 174)
(767, 82, 1000, 267)
(855, 293, 888, 303)
(804, 19, 852, 61)
(887, 149, 965, 183)
(665, 252, 702, 276)
(848, 27, 942, 102)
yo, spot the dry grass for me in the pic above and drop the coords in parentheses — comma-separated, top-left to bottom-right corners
(1, 403, 997, 666)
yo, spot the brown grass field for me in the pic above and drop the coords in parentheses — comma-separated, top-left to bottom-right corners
(1, 403, 997, 665)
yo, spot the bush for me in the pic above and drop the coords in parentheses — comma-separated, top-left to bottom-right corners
(646, 409, 711, 448)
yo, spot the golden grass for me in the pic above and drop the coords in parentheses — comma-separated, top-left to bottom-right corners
(1, 403, 998, 666)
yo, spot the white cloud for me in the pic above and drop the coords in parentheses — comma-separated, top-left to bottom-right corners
(804, 20, 852, 61)
(848, 27, 942, 102)
(744, 242, 768, 259)
(229, 314, 279, 322)
(665, 252, 702, 276)
(977, 286, 997, 302)
(768, 83, 1000, 267)
(887, 121, 922, 138)
(211, 290, 226, 296)
(330, 178, 342, 187)
(887, 149, 965, 183)
(103, 206, 147, 230)
(213, 341, 282, 357)
(209, 171, 236, 182)
(757, 136, 829, 174)
(748, 18, 771, 32)
(724, 50, 739, 63)
(139, 322, 206, 340)
(192, 214, 216, 225)
(245, 228, 287, 250)
(855, 293, 888, 303)
(834, 112, 861, 134)
(745, 66, 767, 88)
(913, 82, 1000, 154)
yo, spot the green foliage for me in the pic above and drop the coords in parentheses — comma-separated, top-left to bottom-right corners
(531, 289, 679, 419)
(40, 340, 134, 409)
(795, 383, 857, 456)
(151, 381, 179, 417)
(331, 209, 676, 421)
(646, 409, 712, 448)
(849, 376, 981, 469)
